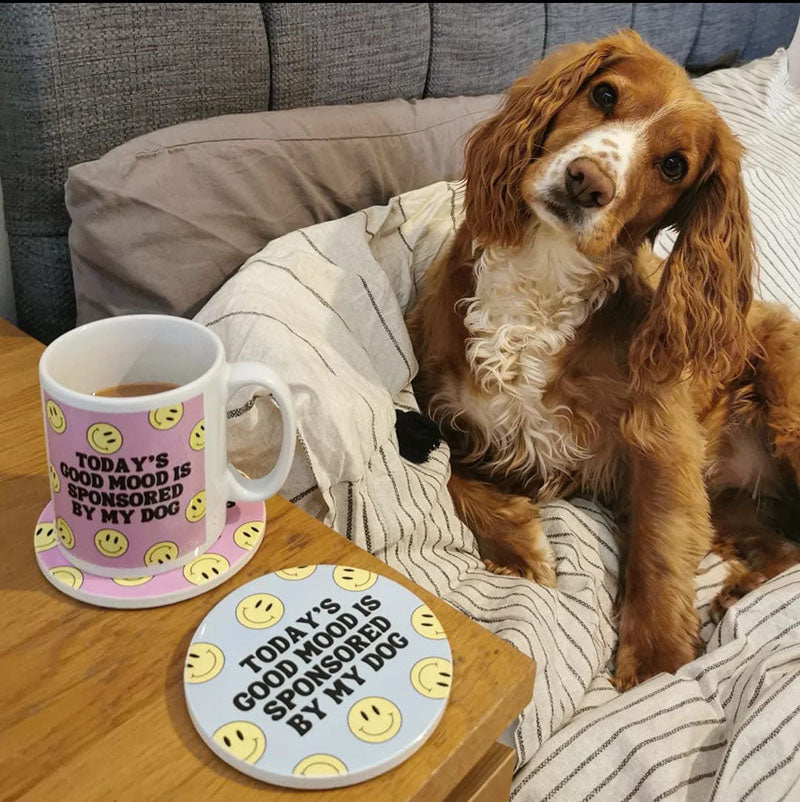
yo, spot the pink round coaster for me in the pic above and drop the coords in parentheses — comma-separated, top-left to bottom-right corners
(34, 499, 266, 609)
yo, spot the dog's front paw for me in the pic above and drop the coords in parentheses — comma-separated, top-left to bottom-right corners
(614, 611, 699, 691)
(710, 569, 766, 622)
(612, 650, 641, 693)
(483, 556, 557, 587)
(613, 641, 681, 691)
(527, 557, 557, 588)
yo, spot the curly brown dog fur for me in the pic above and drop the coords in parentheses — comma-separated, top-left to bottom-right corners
(407, 30, 800, 689)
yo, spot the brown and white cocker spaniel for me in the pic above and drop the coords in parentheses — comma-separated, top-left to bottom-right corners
(407, 29, 800, 689)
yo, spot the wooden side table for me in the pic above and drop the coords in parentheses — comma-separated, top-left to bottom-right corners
(0, 319, 534, 802)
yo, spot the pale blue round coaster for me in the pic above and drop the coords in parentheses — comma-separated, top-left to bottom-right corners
(184, 565, 452, 789)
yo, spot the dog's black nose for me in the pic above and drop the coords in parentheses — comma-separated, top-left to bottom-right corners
(565, 158, 615, 208)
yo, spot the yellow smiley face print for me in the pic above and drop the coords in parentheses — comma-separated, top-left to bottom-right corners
(411, 604, 446, 639)
(233, 521, 264, 551)
(86, 422, 123, 454)
(48, 463, 60, 493)
(347, 697, 402, 743)
(189, 419, 205, 450)
(212, 721, 266, 764)
(184, 642, 225, 684)
(143, 540, 178, 566)
(55, 517, 75, 550)
(34, 521, 57, 552)
(410, 657, 453, 699)
(45, 400, 66, 433)
(332, 565, 378, 591)
(275, 565, 317, 580)
(182, 553, 229, 585)
(94, 528, 128, 558)
(112, 575, 152, 587)
(235, 593, 285, 629)
(293, 754, 348, 777)
(50, 565, 83, 589)
(148, 403, 184, 431)
(185, 490, 206, 523)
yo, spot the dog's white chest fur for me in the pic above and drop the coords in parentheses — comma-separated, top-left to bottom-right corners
(457, 224, 612, 482)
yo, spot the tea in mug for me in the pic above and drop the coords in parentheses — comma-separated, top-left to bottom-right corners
(94, 382, 179, 398)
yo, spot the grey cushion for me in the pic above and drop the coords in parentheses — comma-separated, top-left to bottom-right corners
(544, 3, 634, 52)
(632, 3, 704, 64)
(9, 235, 74, 345)
(426, 4, 546, 96)
(687, 3, 760, 69)
(742, 3, 800, 62)
(263, 3, 430, 109)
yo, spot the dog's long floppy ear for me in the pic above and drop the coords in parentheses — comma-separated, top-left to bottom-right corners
(630, 122, 754, 389)
(463, 30, 639, 249)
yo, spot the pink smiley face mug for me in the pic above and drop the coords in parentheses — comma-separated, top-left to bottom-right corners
(38, 314, 296, 578)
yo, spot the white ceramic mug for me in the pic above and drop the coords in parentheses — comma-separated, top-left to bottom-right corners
(39, 314, 295, 578)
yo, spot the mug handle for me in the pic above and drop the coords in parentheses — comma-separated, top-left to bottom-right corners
(224, 362, 296, 502)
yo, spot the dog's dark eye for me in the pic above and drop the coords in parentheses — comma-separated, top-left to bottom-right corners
(660, 153, 688, 182)
(591, 83, 617, 113)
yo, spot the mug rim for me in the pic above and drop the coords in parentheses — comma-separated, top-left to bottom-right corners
(39, 314, 225, 410)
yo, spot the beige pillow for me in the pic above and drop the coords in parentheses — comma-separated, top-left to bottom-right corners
(66, 95, 499, 324)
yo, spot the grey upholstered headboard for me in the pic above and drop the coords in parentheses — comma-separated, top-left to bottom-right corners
(2, 2, 799, 343)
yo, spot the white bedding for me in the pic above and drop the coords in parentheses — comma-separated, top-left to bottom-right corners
(195, 52, 800, 802)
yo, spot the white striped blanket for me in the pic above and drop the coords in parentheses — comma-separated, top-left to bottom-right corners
(195, 50, 800, 801)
